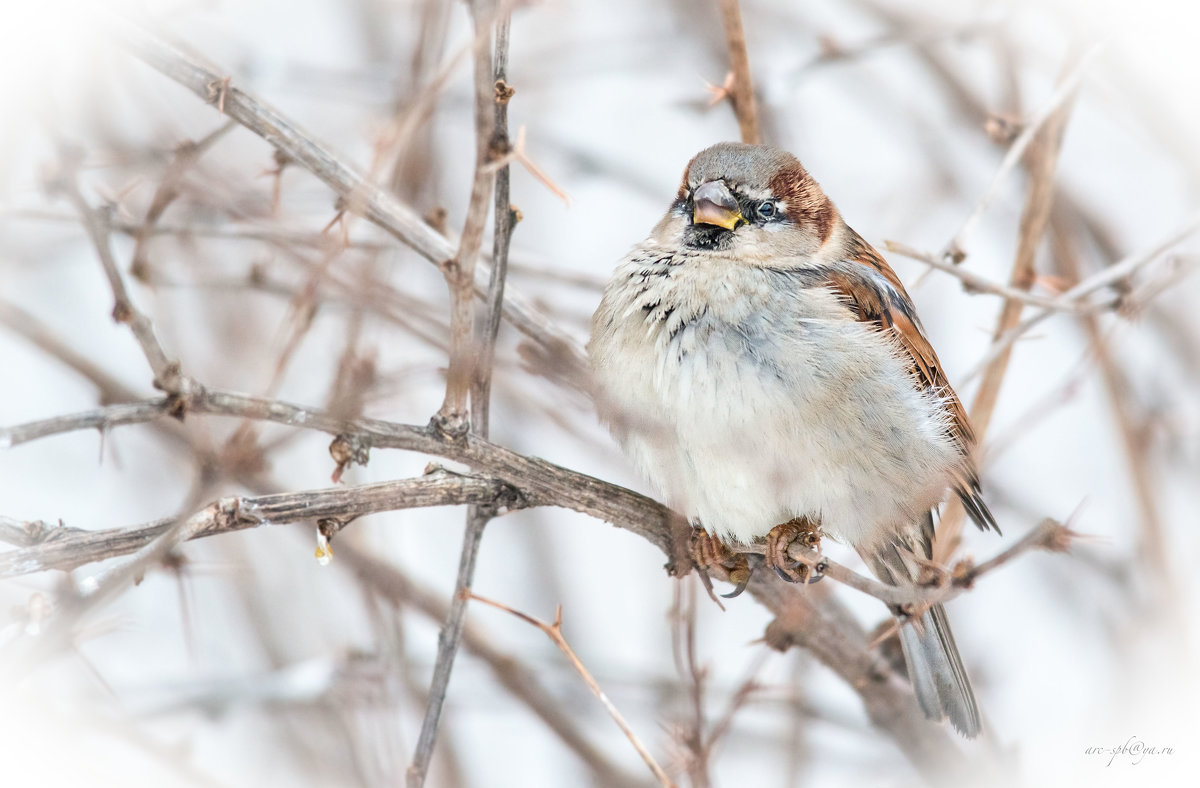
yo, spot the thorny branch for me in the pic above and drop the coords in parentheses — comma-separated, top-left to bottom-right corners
(468, 593, 680, 788)
(340, 544, 648, 787)
(884, 240, 1104, 313)
(434, 9, 496, 432)
(936, 55, 1079, 560)
(961, 209, 1200, 383)
(0, 386, 672, 551)
(0, 470, 525, 579)
(776, 518, 1075, 609)
(51, 158, 185, 397)
(0, 388, 1069, 611)
(119, 21, 589, 388)
(940, 43, 1102, 263)
(129, 120, 237, 282)
(410, 5, 510, 786)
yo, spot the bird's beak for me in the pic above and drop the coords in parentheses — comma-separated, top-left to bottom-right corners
(693, 180, 743, 230)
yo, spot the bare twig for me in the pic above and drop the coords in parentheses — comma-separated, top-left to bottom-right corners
(0, 470, 522, 578)
(474, 18, 516, 437)
(883, 239, 1103, 313)
(0, 399, 175, 448)
(962, 210, 1200, 383)
(434, 8, 496, 433)
(716, 0, 761, 144)
(2, 507, 207, 676)
(794, 17, 999, 74)
(119, 21, 588, 388)
(129, 120, 237, 281)
(53, 160, 184, 396)
(935, 57, 1077, 559)
(771, 518, 1072, 609)
(0, 300, 142, 404)
(941, 43, 1101, 263)
(1050, 224, 1176, 601)
(0, 386, 675, 554)
(468, 592, 680, 788)
(670, 578, 711, 788)
(704, 646, 771, 756)
(409, 9, 508, 786)
(341, 544, 648, 787)
(748, 575, 966, 782)
(971, 65, 1077, 433)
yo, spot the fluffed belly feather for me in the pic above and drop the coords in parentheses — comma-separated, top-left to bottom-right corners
(592, 297, 961, 548)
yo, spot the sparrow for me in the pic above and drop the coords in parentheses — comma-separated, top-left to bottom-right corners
(587, 142, 998, 737)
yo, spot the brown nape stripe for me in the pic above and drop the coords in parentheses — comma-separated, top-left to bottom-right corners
(810, 202, 834, 245)
(769, 163, 833, 244)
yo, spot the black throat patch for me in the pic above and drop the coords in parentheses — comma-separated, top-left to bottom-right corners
(682, 224, 735, 251)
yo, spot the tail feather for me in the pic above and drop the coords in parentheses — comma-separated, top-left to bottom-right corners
(898, 604, 981, 737)
(862, 513, 983, 738)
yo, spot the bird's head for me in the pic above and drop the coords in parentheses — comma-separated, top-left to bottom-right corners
(653, 142, 838, 262)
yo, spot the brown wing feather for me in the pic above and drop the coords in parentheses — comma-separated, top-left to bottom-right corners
(822, 229, 997, 533)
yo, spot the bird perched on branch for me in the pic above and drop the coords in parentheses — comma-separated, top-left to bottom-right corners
(588, 142, 998, 737)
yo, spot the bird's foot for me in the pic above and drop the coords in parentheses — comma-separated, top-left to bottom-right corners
(765, 517, 824, 584)
(690, 530, 751, 598)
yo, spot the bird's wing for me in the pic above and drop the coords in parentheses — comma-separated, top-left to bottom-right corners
(820, 229, 997, 533)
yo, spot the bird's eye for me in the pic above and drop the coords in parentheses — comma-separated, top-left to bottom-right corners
(757, 201, 777, 220)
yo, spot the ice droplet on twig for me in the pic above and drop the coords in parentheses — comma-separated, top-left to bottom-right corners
(314, 527, 332, 566)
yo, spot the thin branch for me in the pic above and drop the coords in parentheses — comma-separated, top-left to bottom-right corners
(962, 210, 1200, 383)
(53, 159, 184, 395)
(1, 399, 173, 448)
(119, 21, 588, 389)
(716, 0, 760, 144)
(776, 518, 1074, 608)
(0, 386, 675, 555)
(0, 470, 524, 578)
(704, 646, 771, 756)
(883, 239, 1104, 313)
(1050, 221, 1176, 602)
(2, 507, 207, 677)
(747, 575, 966, 782)
(468, 593, 680, 788)
(941, 43, 1102, 263)
(130, 120, 237, 281)
(935, 56, 1078, 559)
(793, 17, 999, 74)
(434, 10, 496, 432)
(340, 544, 649, 787)
(969, 58, 1078, 432)
(409, 9, 508, 786)
(0, 299, 141, 404)
(474, 17, 516, 438)
(0, 300, 192, 455)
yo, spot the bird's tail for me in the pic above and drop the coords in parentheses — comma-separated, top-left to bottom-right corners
(861, 514, 982, 738)
(897, 602, 981, 738)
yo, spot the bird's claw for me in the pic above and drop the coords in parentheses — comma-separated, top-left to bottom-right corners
(691, 529, 751, 598)
(721, 564, 751, 598)
(765, 517, 823, 585)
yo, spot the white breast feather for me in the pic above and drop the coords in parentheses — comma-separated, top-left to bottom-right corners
(589, 246, 961, 548)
